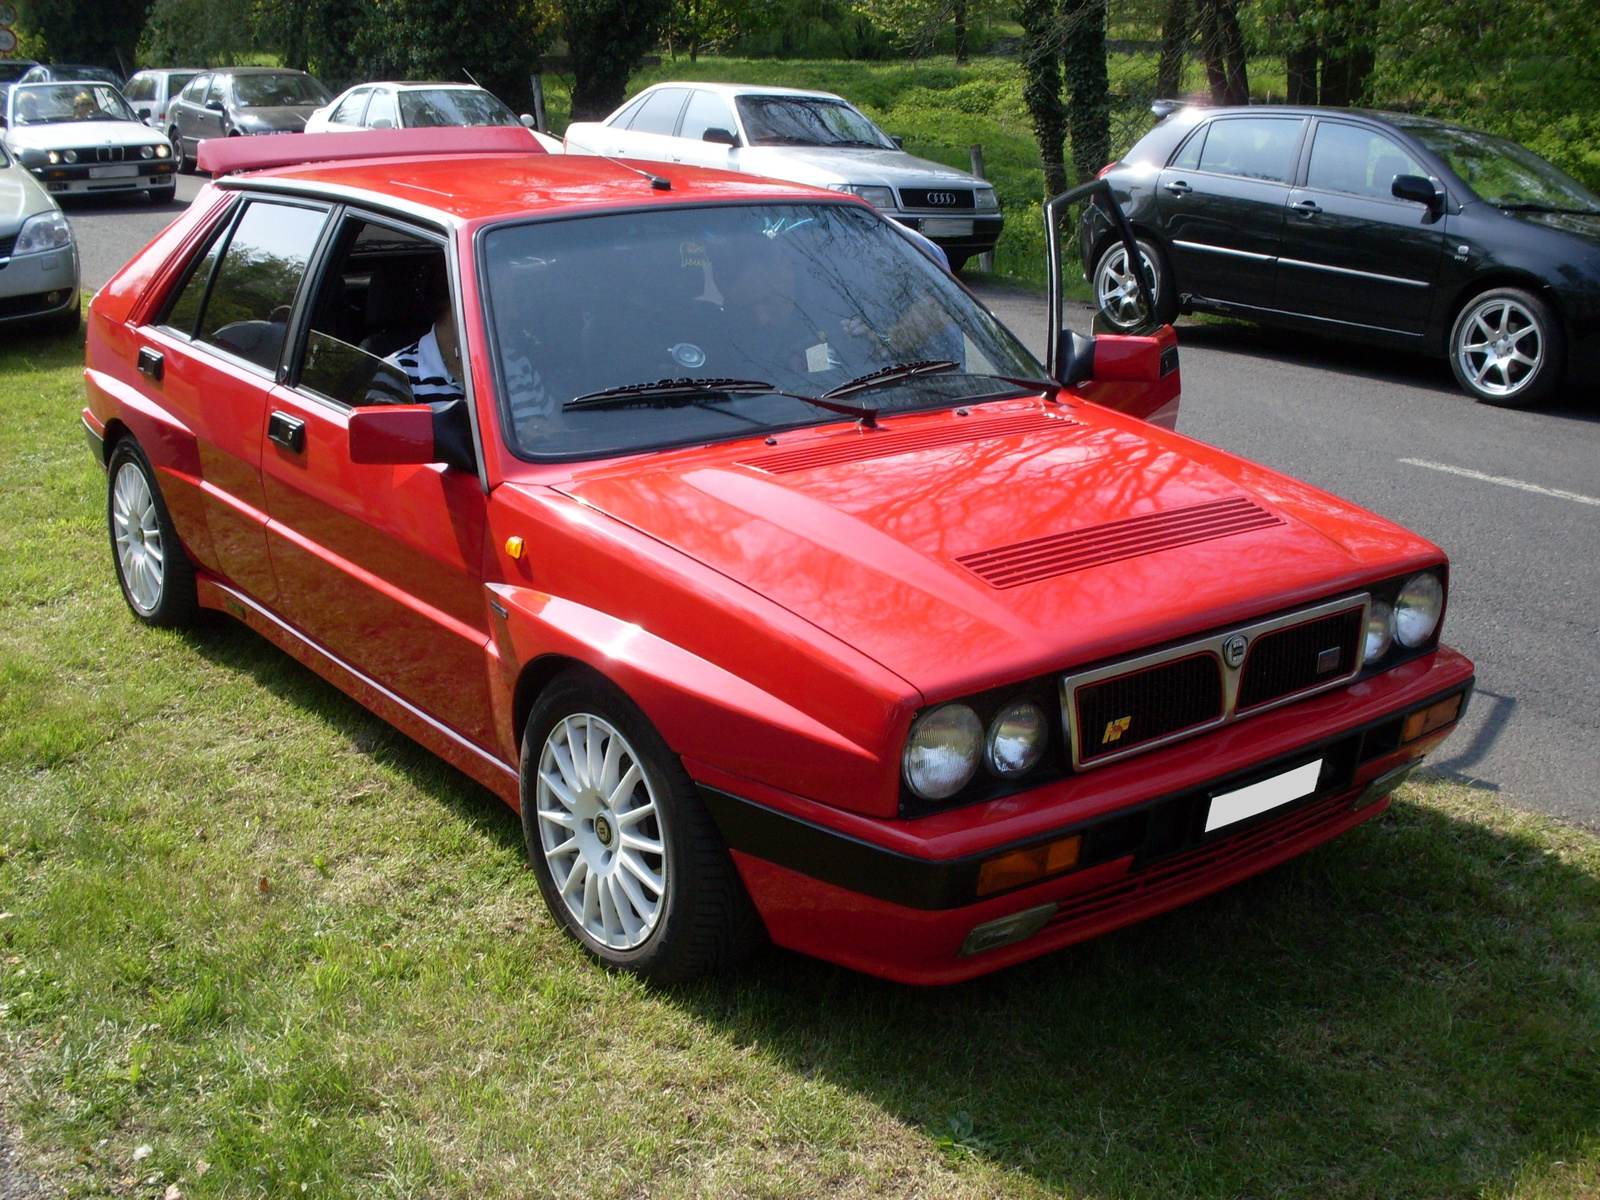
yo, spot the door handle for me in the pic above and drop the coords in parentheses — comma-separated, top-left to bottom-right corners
(267, 410, 306, 454)
(1163, 180, 1192, 196)
(137, 346, 163, 381)
(1291, 199, 1322, 217)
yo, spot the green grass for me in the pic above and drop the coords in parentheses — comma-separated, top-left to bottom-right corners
(4, 330, 1600, 1198)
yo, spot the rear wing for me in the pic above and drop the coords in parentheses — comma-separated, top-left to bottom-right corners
(197, 126, 545, 177)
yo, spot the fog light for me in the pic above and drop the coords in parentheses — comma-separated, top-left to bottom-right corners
(1401, 692, 1464, 744)
(975, 834, 1081, 896)
(1353, 761, 1418, 810)
(959, 902, 1057, 957)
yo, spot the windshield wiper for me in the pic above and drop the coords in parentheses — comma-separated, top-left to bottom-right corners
(565, 377, 776, 410)
(822, 360, 961, 401)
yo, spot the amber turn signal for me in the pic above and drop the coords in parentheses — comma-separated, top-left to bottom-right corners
(1401, 692, 1463, 744)
(976, 835, 1082, 897)
(504, 536, 525, 560)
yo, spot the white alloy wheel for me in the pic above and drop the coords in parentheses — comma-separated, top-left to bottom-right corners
(1094, 241, 1160, 330)
(112, 459, 165, 616)
(1455, 295, 1544, 400)
(536, 712, 667, 951)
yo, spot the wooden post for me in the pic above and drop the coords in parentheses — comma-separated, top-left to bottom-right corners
(969, 144, 995, 273)
(531, 73, 548, 134)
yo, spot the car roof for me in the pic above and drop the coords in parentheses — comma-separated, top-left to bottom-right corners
(213, 67, 315, 76)
(1156, 102, 1472, 134)
(635, 81, 845, 102)
(224, 151, 847, 224)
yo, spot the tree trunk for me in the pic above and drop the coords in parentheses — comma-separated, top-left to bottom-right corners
(1286, 41, 1318, 103)
(954, 0, 969, 63)
(1196, 0, 1248, 104)
(1062, 0, 1111, 183)
(1317, 0, 1377, 106)
(1017, 0, 1069, 197)
(1156, 0, 1191, 100)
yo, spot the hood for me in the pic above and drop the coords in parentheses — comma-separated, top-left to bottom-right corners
(4, 119, 164, 151)
(1503, 207, 1600, 247)
(233, 106, 316, 132)
(0, 164, 50, 234)
(554, 401, 1440, 697)
(734, 145, 982, 190)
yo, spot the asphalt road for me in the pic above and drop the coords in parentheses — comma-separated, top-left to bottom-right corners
(61, 188, 1600, 828)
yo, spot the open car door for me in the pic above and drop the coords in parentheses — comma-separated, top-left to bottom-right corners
(1045, 179, 1181, 429)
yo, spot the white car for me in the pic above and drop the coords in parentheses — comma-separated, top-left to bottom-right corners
(564, 82, 1002, 271)
(3, 82, 176, 201)
(122, 68, 202, 129)
(305, 80, 563, 152)
(0, 137, 80, 334)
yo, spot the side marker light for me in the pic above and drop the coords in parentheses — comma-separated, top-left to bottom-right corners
(975, 834, 1082, 897)
(504, 536, 525, 560)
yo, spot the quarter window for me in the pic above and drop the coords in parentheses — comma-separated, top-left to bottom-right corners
(1170, 125, 1204, 170)
(1306, 122, 1427, 200)
(628, 88, 689, 136)
(1196, 117, 1304, 182)
(194, 201, 329, 371)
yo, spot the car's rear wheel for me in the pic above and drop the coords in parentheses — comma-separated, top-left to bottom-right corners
(1449, 287, 1564, 407)
(107, 438, 198, 627)
(520, 667, 763, 983)
(1092, 237, 1177, 331)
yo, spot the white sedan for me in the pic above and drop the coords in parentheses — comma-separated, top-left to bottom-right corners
(0, 137, 80, 334)
(3, 82, 176, 202)
(305, 81, 563, 152)
(564, 82, 1002, 271)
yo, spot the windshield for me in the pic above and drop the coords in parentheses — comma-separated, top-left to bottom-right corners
(484, 203, 1044, 461)
(735, 96, 893, 149)
(11, 83, 136, 125)
(232, 73, 329, 108)
(1403, 123, 1600, 214)
(399, 87, 517, 128)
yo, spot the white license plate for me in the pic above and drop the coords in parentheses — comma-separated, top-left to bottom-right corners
(89, 164, 138, 179)
(921, 218, 973, 237)
(1205, 759, 1323, 833)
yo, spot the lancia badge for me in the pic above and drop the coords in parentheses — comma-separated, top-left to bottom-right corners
(1222, 633, 1249, 669)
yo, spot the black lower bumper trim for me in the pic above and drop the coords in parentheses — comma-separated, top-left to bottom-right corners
(83, 415, 107, 468)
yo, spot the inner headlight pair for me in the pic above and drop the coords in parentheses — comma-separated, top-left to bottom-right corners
(47, 149, 78, 164)
(1364, 570, 1444, 664)
(903, 698, 1047, 801)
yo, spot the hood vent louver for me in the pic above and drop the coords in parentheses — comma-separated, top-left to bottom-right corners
(955, 496, 1283, 589)
(740, 411, 1077, 476)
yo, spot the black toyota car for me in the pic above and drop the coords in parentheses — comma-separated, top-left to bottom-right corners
(1085, 105, 1600, 407)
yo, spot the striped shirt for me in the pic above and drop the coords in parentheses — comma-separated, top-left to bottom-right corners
(386, 327, 464, 403)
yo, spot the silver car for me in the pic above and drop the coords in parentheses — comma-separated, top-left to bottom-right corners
(0, 138, 81, 334)
(123, 68, 202, 130)
(3, 82, 177, 202)
(564, 82, 1003, 271)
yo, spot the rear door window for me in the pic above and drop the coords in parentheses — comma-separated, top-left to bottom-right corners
(1197, 117, 1305, 182)
(193, 201, 330, 372)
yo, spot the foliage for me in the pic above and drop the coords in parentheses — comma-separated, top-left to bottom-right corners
(138, 0, 259, 69)
(564, 0, 676, 119)
(14, 0, 154, 74)
(353, 0, 556, 110)
(663, 0, 779, 61)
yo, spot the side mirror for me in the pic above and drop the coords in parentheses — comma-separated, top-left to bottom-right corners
(1391, 174, 1442, 213)
(889, 135, 904, 150)
(370, 117, 394, 129)
(1054, 329, 1096, 386)
(137, 106, 152, 119)
(519, 113, 535, 128)
(701, 126, 738, 147)
(347, 399, 476, 473)
(205, 99, 224, 112)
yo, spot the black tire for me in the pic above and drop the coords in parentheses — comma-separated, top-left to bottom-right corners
(1448, 286, 1565, 408)
(171, 130, 193, 174)
(106, 438, 199, 628)
(520, 666, 764, 983)
(1092, 236, 1178, 331)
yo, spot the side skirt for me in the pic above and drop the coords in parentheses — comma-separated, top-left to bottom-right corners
(196, 576, 521, 809)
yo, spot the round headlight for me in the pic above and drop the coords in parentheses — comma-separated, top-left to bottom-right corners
(1364, 598, 1395, 664)
(140, 144, 154, 159)
(63, 150, 77, 163)
(903, 703, 983, 800)
(1394, 571, 1444, 648)
(156, 144, 170, 158)
(986, 700, 1046, 776)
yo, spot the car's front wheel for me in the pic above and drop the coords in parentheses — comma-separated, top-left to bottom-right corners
(1092, 237, 1177, 331)
(1449, 287, 1565, 407)
(170, 129, 192, 174)
(107, 438, 198, 627)
(520, 667, 763, 983)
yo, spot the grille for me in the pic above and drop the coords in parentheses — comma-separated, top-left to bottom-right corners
(94, 146, 130, 163)
(738, 412, 1074, 475)
(956, 495, 1282, 589)
(1237, 606, 1362, 710)
(0, 233, 15, 263)
(898, 187, 974, 210)
(1075, 652, 1222, 763)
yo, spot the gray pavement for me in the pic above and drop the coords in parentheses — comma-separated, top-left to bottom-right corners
(60, 188, 1600, 827)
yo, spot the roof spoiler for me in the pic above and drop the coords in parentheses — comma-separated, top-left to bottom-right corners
(1150, 99, 1191, 119)
(197, 126, 544, 177)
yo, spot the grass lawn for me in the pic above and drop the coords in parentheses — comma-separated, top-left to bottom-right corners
(3, 329, 1600, 1199)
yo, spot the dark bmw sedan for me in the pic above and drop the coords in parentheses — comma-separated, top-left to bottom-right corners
(1086, 105, 1600, 407)
(166, 68, 331, 174)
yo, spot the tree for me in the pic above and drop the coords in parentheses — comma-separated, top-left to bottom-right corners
(1155, 0, 1191, 99)
(356, 0, 556, 107)
(255, 0, 368, 85)
(1195, 0, 1247, 104)
(1017, 0, 1068, 196)
(1060, 0, 1109, 182)
(665, 0, 773, 61)
(851, 0, 993, 59)
(139, 0, 257, 68)
(564, 0, 676, 120)
(16, 0, 154, 73)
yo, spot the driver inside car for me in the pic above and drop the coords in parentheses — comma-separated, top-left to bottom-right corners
(382, 277, 464, 404)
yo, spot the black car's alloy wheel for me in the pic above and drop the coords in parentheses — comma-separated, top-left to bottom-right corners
(520, 667, 764, 983)
(1449, 287, 1565, 408)
(1092, 238, 1176, 331)
(106, 438, 198, 627)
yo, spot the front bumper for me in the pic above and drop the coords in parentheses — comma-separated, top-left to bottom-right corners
(892, 213, 1003, 258)
(696, 646, 1474, 984)
(0, 242, 79, 324)
(31, 162, 176, 196)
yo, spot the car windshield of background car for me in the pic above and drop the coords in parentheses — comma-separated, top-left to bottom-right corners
(735, 97, 893, 148)
(483, 202, 1045, 461)
(1404, 124, 1600, 214)
(12, 83, 136, 125)
(233, 73, 329, 108)
(399, 88, 517, 128)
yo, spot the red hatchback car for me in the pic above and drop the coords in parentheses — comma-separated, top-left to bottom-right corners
(84, 129, 1473, 985)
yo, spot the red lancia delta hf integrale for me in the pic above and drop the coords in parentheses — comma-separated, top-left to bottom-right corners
(84, 129, 1473, 985)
